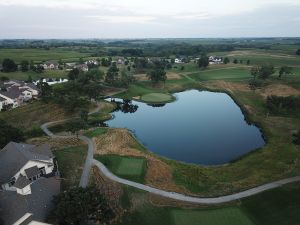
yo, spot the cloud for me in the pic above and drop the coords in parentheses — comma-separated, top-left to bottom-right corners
(87, 15, 157, 24)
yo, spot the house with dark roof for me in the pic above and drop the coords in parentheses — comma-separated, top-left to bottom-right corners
(0, 142, 57, 196)
(0, 81, 39, 110)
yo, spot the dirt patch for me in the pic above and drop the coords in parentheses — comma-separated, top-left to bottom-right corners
(27, 136, 84, 150)
(133, 72, 182, 81)
(206, 80, 251, 93)
(94, 128, 187, 194)
(258, 84, 300, 98)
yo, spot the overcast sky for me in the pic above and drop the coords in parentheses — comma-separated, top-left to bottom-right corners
(0, 0, 299, 38)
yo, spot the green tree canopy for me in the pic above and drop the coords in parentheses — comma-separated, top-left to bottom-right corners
(53, 187, 115, 225)
(2, 58, 18, 72)
(279, 66, 293, 78)
(0, 119, 24, 148)
(105, 63, 119, 84)
(198, 54, 209, 68)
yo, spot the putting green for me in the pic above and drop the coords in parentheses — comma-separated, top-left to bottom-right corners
(141, 93, 174, 103)
(171, 207, 255, 225)
(116, 158, 145, 176)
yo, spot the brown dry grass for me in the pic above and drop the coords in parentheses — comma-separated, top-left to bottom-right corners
(133, 72, 182, 82)
(93, 128, 187, 193)
(207, 80, 300, 98)
(27, 136, 84, 150)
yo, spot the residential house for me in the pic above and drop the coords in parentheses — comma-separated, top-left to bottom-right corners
(175, 58, 183, 64)
(0, 80, 39, 110)
(75, 64, 89, 72)
(85, 59, 99, 66)
(209, 56, 223, 64)
(42, 61, 59, 70)
(65, 62, 77, 71)
(0, 142, 57, 195)
(117, 58, 124, 64)
(0, 96, 6, 111)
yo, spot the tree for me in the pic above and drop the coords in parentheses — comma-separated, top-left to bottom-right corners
(296, 49, 300, 55)
(0, 119, 24, 148)
(105, 63, 119, 84)
(2, 58, 17, 72)
(247, 60, 250, 65)
(38, 82, 52, 100)
(68, 68, 80, 80)
(250, 65, 275, 80)
(53, 187, 114, 225)
(80, 109, 89, 122)
(198, 54, 209, 68)
(258, 64, 275, 79)
(233, 59, 238, 64)
(65, 119, 86, 137)
(27, 75, 33, 83)
(239, 60, 243, 64)
(85, 68, 104, 81)
(224, 57, 230, 64)
(147, 64, 167, 86)
(279, 66, 293, 78)
(20, 60, 29, 72)
(293, 130, 300, 145)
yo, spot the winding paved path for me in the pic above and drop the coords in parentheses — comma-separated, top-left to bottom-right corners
(41, 106, 300, 204)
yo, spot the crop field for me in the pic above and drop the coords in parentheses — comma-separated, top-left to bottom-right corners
(0, 48, 90, 63)
(95, 155, 146, 183)
(171, 207, 255, 225)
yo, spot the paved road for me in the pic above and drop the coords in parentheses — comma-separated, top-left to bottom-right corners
(41, 106, 300, 204)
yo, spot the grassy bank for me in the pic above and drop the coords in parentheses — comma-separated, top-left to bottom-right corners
(54, 145, 87, 189)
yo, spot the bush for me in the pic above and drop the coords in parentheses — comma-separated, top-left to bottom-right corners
(266, 96, 300, 114)
(53, 187, 115, 225)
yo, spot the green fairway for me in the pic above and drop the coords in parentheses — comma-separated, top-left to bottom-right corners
(95, 155, 146, 183)
(188, 67, 251, 81)
(171, 207, 255, 225)
(242, 182, 300, 225)
(141, 93, 174, 103)
(54, 145, 87, 189)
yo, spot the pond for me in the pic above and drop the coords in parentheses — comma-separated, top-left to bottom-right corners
(106, 90, 265, 165)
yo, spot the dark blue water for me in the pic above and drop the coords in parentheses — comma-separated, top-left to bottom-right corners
(106, 90, 265, 165)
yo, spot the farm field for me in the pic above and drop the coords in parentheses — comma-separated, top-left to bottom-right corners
(0, 70, 68, 80)
(0, 48, 90, 63)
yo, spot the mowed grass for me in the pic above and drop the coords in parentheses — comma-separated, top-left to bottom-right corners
(54, 145, 87, 189)
(0, 70, 68, 81)
(242, 182, 300, 225)
(141, 93, 174, 103)
(84, 127, 108, 138)
(95, 155, 146, 183)
(188, 67, 251, 81)
(171, 207, 255, 225)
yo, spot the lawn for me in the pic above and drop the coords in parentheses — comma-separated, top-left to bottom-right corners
(242, 182, 300, 225)
(0, 70, 68, 81)
(188, 67, 251, 81)
(95, 155, 146, 183)
(171, 207, 255, 225)
(84, 127, 108, 138)
(141, 93, 174, 103)
(54, 145, 87, 189)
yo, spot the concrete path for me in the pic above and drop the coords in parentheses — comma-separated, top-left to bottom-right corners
(41, 105, 300, 204)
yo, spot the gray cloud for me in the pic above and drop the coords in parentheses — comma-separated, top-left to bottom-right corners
(0, 3, 299, 38)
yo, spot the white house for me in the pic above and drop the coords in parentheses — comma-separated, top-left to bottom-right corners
(42, 61, 59, 70)
(34, 78, 68, 86)
(0, 142, 57, 196)
(76, 64, 89, 72)
(209, 56, 223, 64)
(175, 58, 183, 64)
